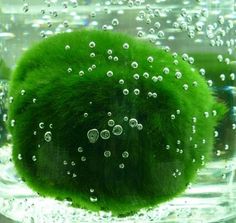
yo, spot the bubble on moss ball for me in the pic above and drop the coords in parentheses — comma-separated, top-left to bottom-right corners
(100, 129, 110, 140)
(129, 118, 138, 128)
(131, 61, 138, 69)
(112, 125, 123, 136)
(87, 129, 99, 143)
(123, 43, 129, 49)
(108, 119, 115, 127)
(106, 71, 113, 77)
(89, 41, 96, 48)
(123, 89, 129, 95)
(78, 147, 83, 153)
(104, 150, 111, 158)
(122, 151, 129, 158)
(44, 131, 52, 142)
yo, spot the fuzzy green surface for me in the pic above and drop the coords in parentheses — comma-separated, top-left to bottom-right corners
(7, 30, 226, 216)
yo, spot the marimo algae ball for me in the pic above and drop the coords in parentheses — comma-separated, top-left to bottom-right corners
(7, 30, 226, 216)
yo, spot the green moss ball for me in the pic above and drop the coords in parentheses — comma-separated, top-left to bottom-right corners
(8, 30, 226, 216)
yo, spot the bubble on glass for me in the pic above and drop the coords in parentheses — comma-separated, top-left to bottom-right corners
(112, 18, 119, 26)
(123, 43, 129, 49)
(133, 89, 140, 95)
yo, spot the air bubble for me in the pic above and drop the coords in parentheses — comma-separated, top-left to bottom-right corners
(131, 61, 138, 69)
(87, 129, 99, 143)
(89, 41, 96, 48)
(123, 89, 129, 95)
(122, 151, 129, 158)
(112, 18, 119, 26)
(147, 56, 154, 63)
(104, 150, 111, 158)
(106, 71, 113, 77)
(133, 89, 140, 95)
(78, 147, 83, 153)
(81, 156, 87, 162)
(112, 125, 123, 136)
(137, 123, 143, 130)
(100, 129, 110, 140)
(44, 131, 52, 142)
(108, 119, 115, 127)
(18, 154, 22, 160)
(65, 45, 70, 50)
(129, 118, 138, 128)
(39, 122, 45, 129)
(90, 196, 98, 202)
(119, 163, 125, 169)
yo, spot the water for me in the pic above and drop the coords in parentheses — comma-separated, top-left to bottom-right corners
(0, 0, 236, 222)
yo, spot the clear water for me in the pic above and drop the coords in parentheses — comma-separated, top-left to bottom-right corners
(0, 0, 236, 222)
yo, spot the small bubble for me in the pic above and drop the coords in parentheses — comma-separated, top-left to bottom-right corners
(39, 122, 45, 129)
(89, 41, 96, 48)
(90, 188, 94, 193)
(123, 116, 129, 122)
(87, 129, 99, 143)
(123, 89, 129, 95)
(11, 119, 15, 127)
(84, 113, 88, 118)
(106, 71, 113, 77)
(78, 147, 83, 152)
(123, 43, 129, 49)
(44, 131, 52, 142)
(119, 163, 125, 169)
(32, 155, 37, 162)
(90, 52, 95, 58)
(163, 67, 170, 74)
(122, 151, 129, 158)
(183, 84, 189, 90)
(71, 161, 76, 166)
(100, 129, 110, 140)
(67, 67, 72, 73)
(133, 74, 139, 80)
(175, 71, 182, 79)
(129, 118, 138, 128)
(112, 18, 119, 26)
(79, 71, 84, 76)
(107, 49, 112, 54)
(147, 56, 154, 63)
(90, 196, 98, 202)
(171, 114, 176, 120)
(137, 124, 143, 131)
(63, 160, 68, 165)
(143, 72, 149, 78)
(65, 45, 70, 50)
(112, 125, 123, 136)
(113, 56, 119, 61)
(107, 112, 112, 116)
(131, 61, 138, 69)
(18, 154, 22, 160)
(108, 119, 115, 127)
(81, 156, 86, 162)
(21, 90, 26, 95)
(133, 89, 140, 95)
(104, 150, 111, 158)
(119, 79, 124, 84)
